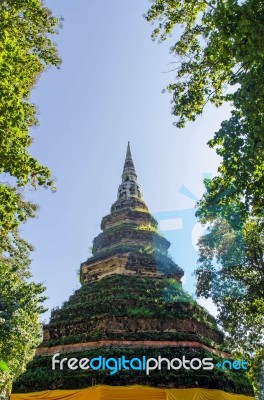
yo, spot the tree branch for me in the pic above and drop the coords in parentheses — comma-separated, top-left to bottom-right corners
(204, 0, 216, 10)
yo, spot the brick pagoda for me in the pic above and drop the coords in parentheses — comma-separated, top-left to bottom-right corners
(13, 144, 253, 396)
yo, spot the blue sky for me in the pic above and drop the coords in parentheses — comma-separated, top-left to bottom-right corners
(22, 0, 231, 321)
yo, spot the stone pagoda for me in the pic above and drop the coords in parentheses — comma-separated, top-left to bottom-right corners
(13, 144, 252, 396)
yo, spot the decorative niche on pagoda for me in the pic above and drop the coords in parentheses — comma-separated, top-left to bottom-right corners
(80, 142, 183, 283)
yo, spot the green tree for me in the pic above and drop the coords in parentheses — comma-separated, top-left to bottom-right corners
(0, 238, 46, 395)
(145, 0, 264, 219)
(0, 0, 61, 238)
(0, 0, 61, 394)
(196, 217, 264, 351)
(195, 216, 264, 394)
(145, 0, 264, 393)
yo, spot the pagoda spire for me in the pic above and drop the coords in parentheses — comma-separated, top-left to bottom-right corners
(117, 142, 142, 200)
(122, 142, 137, 181)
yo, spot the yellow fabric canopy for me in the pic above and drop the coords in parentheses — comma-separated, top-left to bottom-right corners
(166, 388, 254, 400)
(11, 386, 254, 400)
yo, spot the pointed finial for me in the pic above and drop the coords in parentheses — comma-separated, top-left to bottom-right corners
(126, 141, 131, 157)
(117, 142, 142, 200)
(122, 142, 136, 179)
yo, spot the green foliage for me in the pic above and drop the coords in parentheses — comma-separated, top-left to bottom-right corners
(104, 223, 158, 236)
(145, 0, 264, 130)
(138, 244, 155, 254)
(136, 223, 157, 232)
(0, 0, 61, 183)
(127, 307, 154, 318)
(0, 0, 61, 394)
(131, 207, 149, 213)
(138, 244, 157, 255)
(104, 223, 138, 234)
(145, 0, 264, 220)
(0, 0, 61, 237)
(196, 115, 264, 223)
(0, 258, 46, 394)
(0, 361, 9, 372)
(195, 216, 264, 393)
(162, 279, 194, 303)
(248, 347, 264, 398)
(0, 188, 37, 252)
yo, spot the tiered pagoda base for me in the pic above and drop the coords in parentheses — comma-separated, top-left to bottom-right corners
(13, 275, 252, 395)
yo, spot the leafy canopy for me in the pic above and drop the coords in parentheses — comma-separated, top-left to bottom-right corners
(0, 0, 61, 239)
(0, 0, 61, 394)
(0, 244, 46, 395)
(196, 217, 264, 352)
(195, 216, 264, 394)
(145, 0, 264, 219)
